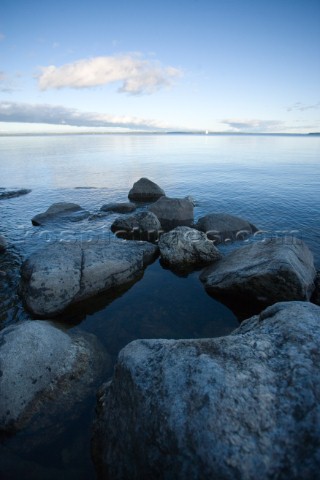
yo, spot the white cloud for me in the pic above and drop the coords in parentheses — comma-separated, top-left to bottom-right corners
(287, 101, 320, 112)
(222, 119, 284, 133)
(37, 54, 182, 95)
(0, 101, 168, 130)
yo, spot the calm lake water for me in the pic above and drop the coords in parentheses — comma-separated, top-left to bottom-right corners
(0, 133, 319, 478)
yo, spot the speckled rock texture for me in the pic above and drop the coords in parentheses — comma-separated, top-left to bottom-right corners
(0, 320, 107, 433)
(20, 239, 158, 316)
(201, 237, 316, 307)
(92, 301, 320, 480)
(159, 226, 221, 269)
(111, 212, 161, 241)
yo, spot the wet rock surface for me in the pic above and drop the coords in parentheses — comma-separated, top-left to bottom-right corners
(159, 226, 221, 270)
(111, 212, 161, 241)
(92, 301, 320, 480)
(201, 237, 316, 309)
(0, 320, 108, 433)
(195, 212, 258, 243)
(0, 188, 31, 200)
(128, 178, 165, 202)
(31, 202, 90, 226)
(20, 239, 158, 316)
(149, 197, 194, 231)
(100, 202, 137, 214)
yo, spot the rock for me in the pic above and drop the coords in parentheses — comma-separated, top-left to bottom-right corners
(128, 178, 165, 202)
(92, 301, 320, 480)
(0, 320, 107, 433)
(0, 188, 31, 200)
(100, 202, 137, 214)
(195, 213, 258, 244)
(159, 226, 221, 270)
(201, 238, 316, 309)
(0, 235, 6, 252)
(20, 239, 158, 317)
(311, 271, 320, 306)
(31, 202, 90, 226)
(149, 197, 194, 231)
(111, 212, 162, 241)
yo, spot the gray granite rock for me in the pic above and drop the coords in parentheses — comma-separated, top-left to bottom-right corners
(128, 178, 165, 202)
(100, 202, 137, 214)
(0, 188, 31, 200)
(111, 212, 161, 241)
(92, 301, 320, 480)
(201, 237, 316, 307)
(195, 212, 258, 244)
(0, 320, 108, 433)
(159, 226, 221, 269)
(149, 197, 194, 231)
(20, 239, 158, 316)
(0, 235, 6, 252)
(31, 202, 90, 226)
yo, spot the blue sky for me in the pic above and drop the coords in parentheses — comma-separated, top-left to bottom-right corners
(0, 0, 319, 133)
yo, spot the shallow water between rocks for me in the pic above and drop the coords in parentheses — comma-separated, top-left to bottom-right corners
(0, 133, 319, 478)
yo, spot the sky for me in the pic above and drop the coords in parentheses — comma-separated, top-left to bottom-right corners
(0, 0, 319, 134)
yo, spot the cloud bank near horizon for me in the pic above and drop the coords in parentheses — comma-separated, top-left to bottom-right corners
(0, 101, 168, 130)
(38, 54, 182, 95)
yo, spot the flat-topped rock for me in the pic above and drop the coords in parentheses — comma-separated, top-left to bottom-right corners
(31, 202, 90, 226)
(100, 202, 137, 214)
(20, 239, 158, 316)
(92, 301, 320, 480)
(149, 197, 194, 231)
(0, 188, 31, 200)
(195, 213, 258, 244)
(201, 237, 316, 308)
(159, 226, 221, 270)
(0, 320, 107, 433)
(128, 178, 165, 202)
(111, 212, 161, 241)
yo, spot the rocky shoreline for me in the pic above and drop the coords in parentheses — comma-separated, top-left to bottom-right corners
(1, 177, 320, 479)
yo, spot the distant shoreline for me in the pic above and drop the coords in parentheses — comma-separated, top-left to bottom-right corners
(0, 131, 319, 138)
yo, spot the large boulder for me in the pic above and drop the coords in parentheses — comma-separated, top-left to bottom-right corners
(0, 320, 108, 433)
(0, 235, 6, 252)
(111, 212, 161, 241)
(201, 238, 316, 308)
(128, 178, 165, 202)
(31, 202, 90, 226)
(159, 226, 221, 270)
(100, 202, 137, 214)
(0, 188, 31, 200)
(149, 197, 194, 231)
(20, 239, 158, 317)
(92, 301, 320, 480)
(195, 213, 258, 244)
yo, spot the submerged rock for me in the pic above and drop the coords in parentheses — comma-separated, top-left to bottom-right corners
(100, 202, 137, 214)
(201, 237, 316, 308)
(0, 320, 107, 433)
(159, 226, 221, 270)
(311, 271, 320, 306)
(31, 202, 90, 226)
(149, 197, 194, 231)
(128, 178, 165, 202)
(111, 212, 161, 241)
(195, 213, 258, 244)
(20, 239, 158, 317)
(0, 188, 31, 200)
(0, 235, 6, 252)
(92, 301, 320, 480)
